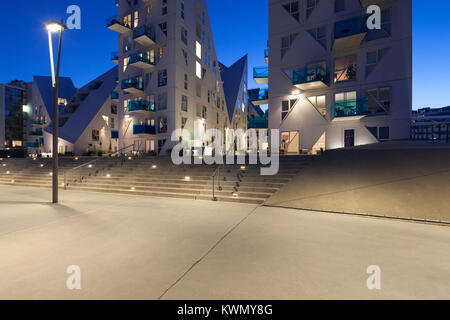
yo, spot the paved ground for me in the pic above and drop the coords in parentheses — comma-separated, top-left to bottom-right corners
(0, 185, 449, 300)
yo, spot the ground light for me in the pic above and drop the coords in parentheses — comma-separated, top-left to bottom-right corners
(152, 165, 157, 169)
(106, 174, 111, 178)
(45, 19, 67, 204)
(6, 171, 10, 175)
(185, 176, 191, 181)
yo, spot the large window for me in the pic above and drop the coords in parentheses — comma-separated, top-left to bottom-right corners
(196, 41, 202, 59)
(307, 95, 327, 116)
(281, 99, 297, 120)
(307, 27, 326, 48)
(158, 92, 167, 110)
(181, 26, 188, 45)
(281, 33, 298, 58)
(282, 1, 299, 21)
(162, 0, 168, 15)
(335, 0, 345, 13)
(306, 0, 319, 18)
(196, 61, 202, 79)
(158, 69, 167, 87)
(365, 48, 390, 77)
(158, 117, 168, 134)
(181, 95, 188, 112)
(92, 129, 100, 141)
(334, 55, 357, 83)
(366, 87, 391, 114)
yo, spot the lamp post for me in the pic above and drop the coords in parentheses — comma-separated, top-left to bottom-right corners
(45, 20, 66, 204)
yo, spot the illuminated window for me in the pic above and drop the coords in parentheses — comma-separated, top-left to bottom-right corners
(196, 41, 202, 59)
(196, 61, 202, 79)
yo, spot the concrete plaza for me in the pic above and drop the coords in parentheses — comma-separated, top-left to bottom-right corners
(0, 185, 449, 300)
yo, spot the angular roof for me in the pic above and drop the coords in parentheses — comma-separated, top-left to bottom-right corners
(46, 66, 118, 144)
(33, 76, 77, 119)
(220, 54, 248, 121)
(249, 101, 265, 118)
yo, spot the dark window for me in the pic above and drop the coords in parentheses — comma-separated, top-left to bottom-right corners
(335, 0, 345, 13)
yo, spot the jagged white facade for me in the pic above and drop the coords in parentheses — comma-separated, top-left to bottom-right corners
(267, 0, 412, 153)
(112, 0, 243, 155)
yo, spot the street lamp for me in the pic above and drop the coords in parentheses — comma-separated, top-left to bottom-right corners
(45, 20, 66, 204)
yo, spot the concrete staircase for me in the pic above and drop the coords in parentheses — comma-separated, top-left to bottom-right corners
(0, 155, 316, 204)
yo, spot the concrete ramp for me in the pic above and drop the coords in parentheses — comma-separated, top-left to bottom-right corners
(266, 142, 450, 223)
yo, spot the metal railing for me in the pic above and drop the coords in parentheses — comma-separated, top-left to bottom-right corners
(63, 157, 103, 190)
(211, 164, 224, 201)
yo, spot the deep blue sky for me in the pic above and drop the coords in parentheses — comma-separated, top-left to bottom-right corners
(0, 0, 448, 110)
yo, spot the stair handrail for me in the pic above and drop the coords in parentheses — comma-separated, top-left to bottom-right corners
(211, 163, 224, 201)
(63, 157, 104, 190)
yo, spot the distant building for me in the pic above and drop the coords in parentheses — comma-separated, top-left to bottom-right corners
(0, 81, 30, 155)
(264, 0, 412, 153)
(411, 107, 450, 143)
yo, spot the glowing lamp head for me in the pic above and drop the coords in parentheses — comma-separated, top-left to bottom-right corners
(45, 21, 66, 33)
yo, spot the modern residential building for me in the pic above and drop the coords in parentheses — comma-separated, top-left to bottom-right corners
(27, 76, 77, 155)
(0, 81, 30, 156)
(43, 67, 119, 156)
(108, 0, 246, 155)
(266, 0, 412, 153)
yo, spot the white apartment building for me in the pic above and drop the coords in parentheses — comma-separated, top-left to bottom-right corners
(266, 0, 412, 153)
(109, 0, 245, 155)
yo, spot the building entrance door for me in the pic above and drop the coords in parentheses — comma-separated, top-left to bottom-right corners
(281, 131, 299, 154)
(344, 129, 355, 148)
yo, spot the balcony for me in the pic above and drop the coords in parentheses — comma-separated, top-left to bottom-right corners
(111, 51, 118, 63)
(133, 123, 156, 137)
(248, 88, 269, 106)
(111, 130, 119, 139)
(128, 100, 156, 113)
(31, 119, 46, 126)
(111, 91, 119, 100)
(293, 66, 329, 90)
(264, 49, 269, 64)
(121, 77, 144, 94)
(29, 129, 43, 136)
(106, 15, 131, 34)
(332, 15, 368, 53)
(333, 98, 368, 119)
(133, 25, 156, 47)
(27, 142, 39, 148)
(360, 0, 391, 8)
(253, 67, 269, 84)
(128, 52, 156, 70)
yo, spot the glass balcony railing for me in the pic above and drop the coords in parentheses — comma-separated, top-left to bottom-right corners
(32, 119, 46, 125)
(121, 77, 144, 92)
(106, 15, 131, 29)
(27, 142, 39, 148)
(253, 67, 269, 79)
(128, 52, 156, 66)
(133, 25, 156, 43)
(248, 117, 268, 129)
(111, 130, 119, 139)
(334, 15, 368, 39)
(293, 66, 328, 87)
(248, 88, 269, 102)
(111, 91, 119, 100)
(29, 129, 43, 136)
(133, 123, 156, 135)
(128, 100, 156, 113)
(334, 98, 368, 118)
